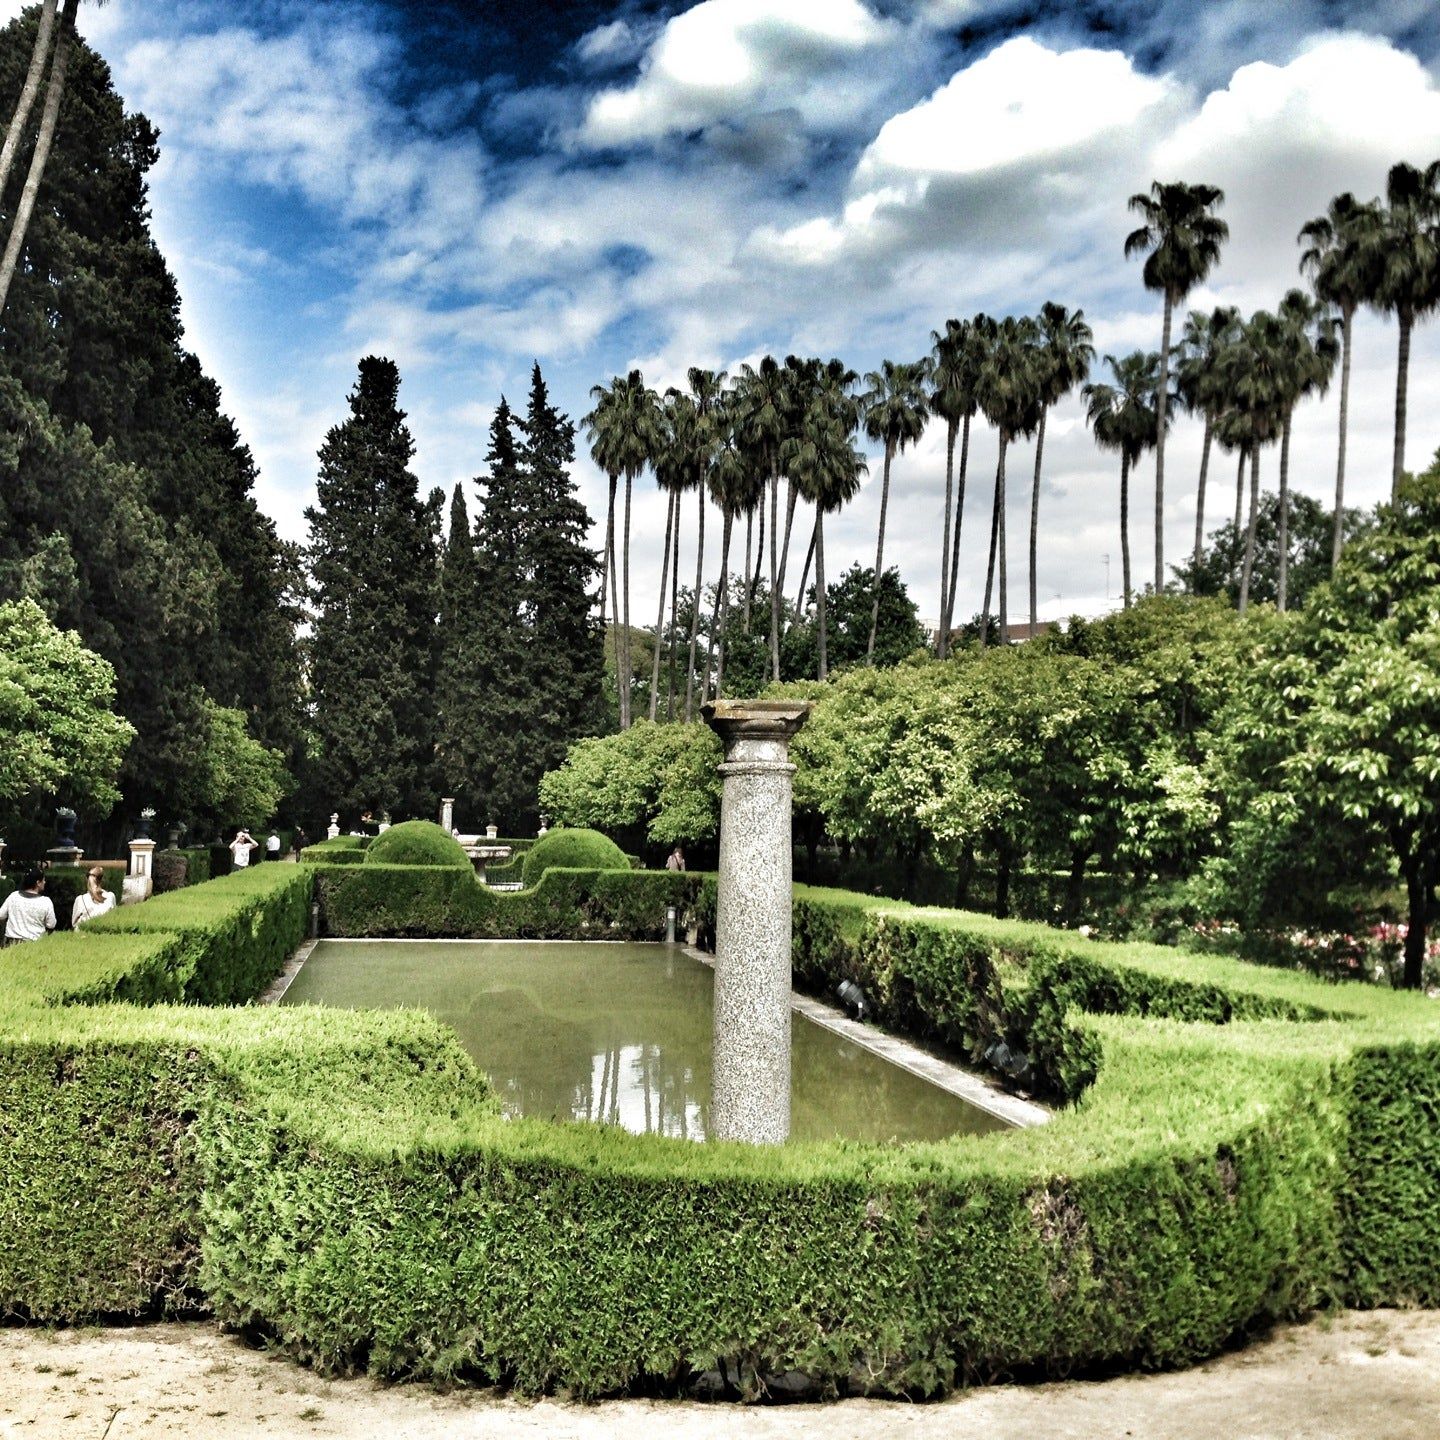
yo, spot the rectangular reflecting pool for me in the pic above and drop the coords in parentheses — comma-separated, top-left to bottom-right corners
(281, 940, 1008, 1144)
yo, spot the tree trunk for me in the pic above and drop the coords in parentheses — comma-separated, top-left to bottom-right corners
(794, 511, 817, 616)
(621, 472, 634, 728)
(866, 441, 895, 664)
(942, 412, 972, 656)
(937, 417, 957, 655)
(1403, 857, 1429, 990)
(1232, 449, 1245, 588)
(1277, 414, 1293, 613)
(954, 843, 974, 909)
(710, 510, 733, 699)
(769, 463, 781, 682)
(598, 475, 615, 630)
(1191, 415, 1212, 589)
(748, 499, 766, 634)
(1333, 304, 1353, 571)
(742, 510, 754, 633)
(648, 488, 676, 722)
(776, 476, 798, 599)
(816, 510, 828, 680)
(0, 0, 58, 203)
(1154, 289, 1174, 596)
(667, 494, 682, 719)
(1239, 447, 1261, 615)
(685, 477, 705, 721)
(995, 843, 1013, 920)
(997, 435, 1010, 645)
(1393, 308, 1412, 501)
(1029, 407, 1047, 632)
(0, 0, 79, 320)
(1064, 847, 1088, 926)
(609, 490, 623, 729)
(1120, 451, 1132, 609)
(980, 443, 1002, 649)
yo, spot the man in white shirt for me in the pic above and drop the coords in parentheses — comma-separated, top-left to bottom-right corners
(229, 830, 256, 870)
(0, 871, 57, 943)
(265, 831, 281, 861)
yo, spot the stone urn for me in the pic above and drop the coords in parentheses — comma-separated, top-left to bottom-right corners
(133, 808, 155, 841)
(55, 807, 79, 848)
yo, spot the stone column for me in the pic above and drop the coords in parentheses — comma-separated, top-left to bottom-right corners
(440, 797, 455, 833)
(125, 837, 156, 903)
(701, 698, 813, 1145)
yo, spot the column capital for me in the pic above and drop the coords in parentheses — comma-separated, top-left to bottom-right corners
(702, 699, 813, 748)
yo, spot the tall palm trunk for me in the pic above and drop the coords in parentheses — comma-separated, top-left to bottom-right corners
(1392, 307, 1412, 501)
(1029, 407, 1047, 631)
(608, 488, 623, 731)
(1191, 415, 1213, 588)
(684, 479, 705, 721)
(0, 0, 79, 320)
(666, 497, 682, 719)
(598, 476, 616, 631)
(997, 436, 1010, 644)
(708, 510, 734, 700)
(620, 473, 634, 728)
(648, 487, 676, 722)
(1154, 289, 1174, 595)
(1332, 304, 1354, 569)
(0, 0, 58, 201)
(1239, 448, 1261, 615)
(747, 502, 766, 632)
(742, 510, 754, 633)
(1120, 452, 1132, 609)
(941, 413, 972, 656)
(816, 511, 829, 680)
(865, 441, 896, 664)
(980, 445, 1002, 649)
(768, 466, 781, 681)
(1231, 450, 1245, 587)
(794, 512, 817, 615)
(937, 417, 957, 655)
(1277, 414, 1294, 613)
(776, 477, 798, 598)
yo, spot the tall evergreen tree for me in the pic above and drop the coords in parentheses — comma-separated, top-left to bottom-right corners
(306, 357, 440, 822)
(434, 483, 487, 812)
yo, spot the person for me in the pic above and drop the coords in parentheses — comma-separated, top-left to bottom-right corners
(291, 827, 308, 856)
(265, 831, 281, 862)
(0, 871, 57, 944)
(229, 829, 257, 870)
(71, 866, 116, 927)
(665, 846, 686, 872)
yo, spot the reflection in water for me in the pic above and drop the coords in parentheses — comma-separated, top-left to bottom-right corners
(282, 940, 1005, 1144)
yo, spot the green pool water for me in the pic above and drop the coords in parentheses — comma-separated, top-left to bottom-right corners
(281, 940, 1007, 1144)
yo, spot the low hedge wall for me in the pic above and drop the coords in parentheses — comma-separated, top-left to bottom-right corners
(314, 864, 698, 941)
(1, 863, 1439, 1397)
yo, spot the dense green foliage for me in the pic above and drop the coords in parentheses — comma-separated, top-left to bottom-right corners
(520, 826, 629, 888)
(364, 819, 471, 869)
(0, 14, 302, 844)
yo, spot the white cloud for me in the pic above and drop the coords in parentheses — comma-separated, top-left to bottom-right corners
(578, 0, 889, 147)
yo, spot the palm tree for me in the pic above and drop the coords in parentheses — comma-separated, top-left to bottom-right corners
(859, 359, 930, 663)
(974, 315, 1042, 643)
(1216, 311, 1289, 614)
(704, 407, 759, 700)
(1124, 180, 1229, 594)
(787, 360, 857, 622)
(1082, 351, 1163, 609)
(0, 0, 82, 319)
(650, 390, 695, 721)
(1368, 161, 1440, 499)
(682, 367, 726, 719)
(928, 316, 987, 657)
(1298, 192, 1382, 566)
(1029, 303, 1094, 630)
(1175, 306, 1242, 586)
(734, 357, 791, 680)
(1272, 290, 1339, 611)
(782, 360, 863, 678)
(583, 370, 661, 729)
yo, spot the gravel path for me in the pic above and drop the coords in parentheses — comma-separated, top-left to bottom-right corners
(3, 1310, 1439, 1439)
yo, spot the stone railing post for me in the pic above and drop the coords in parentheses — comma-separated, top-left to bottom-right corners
(701, 698, 813, 1145)
(124, 837, 156, 904)
(326, 813, 340, 841)
(440, 797, 455, 833)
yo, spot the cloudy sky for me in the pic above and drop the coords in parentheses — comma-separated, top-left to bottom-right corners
(22, 0, 1440, 625)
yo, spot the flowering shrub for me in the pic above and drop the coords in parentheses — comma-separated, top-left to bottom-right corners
(1190, 918, 1440, 993)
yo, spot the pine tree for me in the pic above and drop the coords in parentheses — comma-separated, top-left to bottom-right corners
(306, 357, 440, 821)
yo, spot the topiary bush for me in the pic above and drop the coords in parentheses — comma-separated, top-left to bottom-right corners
(364, 820, 471, 869)
(521, 827, 627, 888)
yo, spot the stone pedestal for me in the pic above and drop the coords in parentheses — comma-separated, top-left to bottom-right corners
(440, 798, 455, 833)
(126, 838, 155, 902)
(47, 845, 83, 868)
(326, 814, 340, 841)
(701, 698, 813, 1145)
(485, 823, 499, 840)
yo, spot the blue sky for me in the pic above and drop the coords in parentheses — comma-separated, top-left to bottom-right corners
(23, 0, 1440, 624)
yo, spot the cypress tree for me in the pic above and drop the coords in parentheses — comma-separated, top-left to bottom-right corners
(306, 357, 440, 822)
(434, 483, 488, 815)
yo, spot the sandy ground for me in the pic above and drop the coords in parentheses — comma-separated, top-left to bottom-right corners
(2, 1311, 1439, 1439)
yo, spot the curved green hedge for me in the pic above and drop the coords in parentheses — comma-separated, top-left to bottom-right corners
(1, 862, 1438, 1398)
(521, 827, 627, 888)
(365, 820, 471, 868)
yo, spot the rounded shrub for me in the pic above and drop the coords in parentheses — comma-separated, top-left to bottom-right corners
(365, 820, 470, 868)
(521, 827, 628, 888)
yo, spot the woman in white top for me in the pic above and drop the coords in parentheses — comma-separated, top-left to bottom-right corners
(72, 866, 116, 927)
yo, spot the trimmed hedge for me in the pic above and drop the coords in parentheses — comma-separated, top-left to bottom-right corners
(366, 820, 471, 868)
(1, 862, 1439, 1398)
(521, 827, 627, 888)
